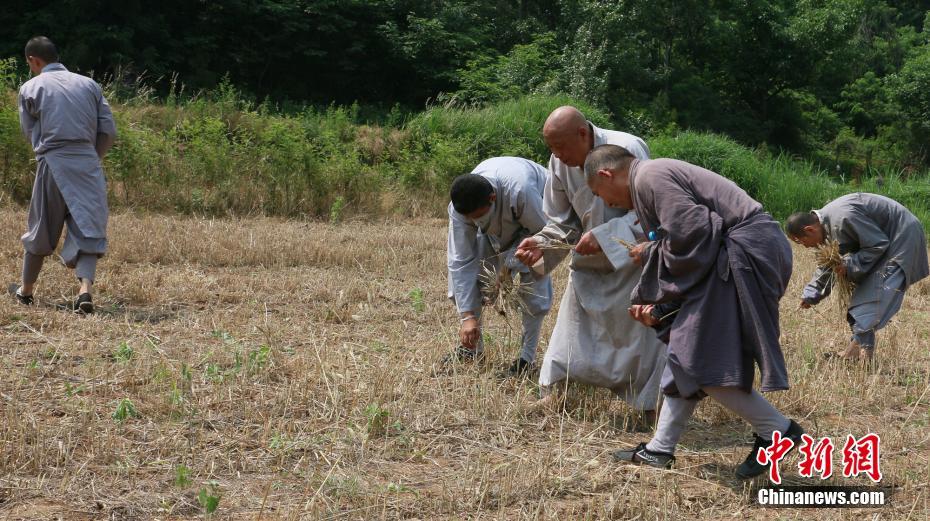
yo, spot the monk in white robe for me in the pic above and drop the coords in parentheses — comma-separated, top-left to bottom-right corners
(515, 107, 666, 422)
(11, 37, 116, 314)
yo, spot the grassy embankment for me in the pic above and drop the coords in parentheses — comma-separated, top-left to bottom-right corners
(2, 80, 929, 228)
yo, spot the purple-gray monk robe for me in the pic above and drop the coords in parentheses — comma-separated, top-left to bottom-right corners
(628, 158, 792, 398)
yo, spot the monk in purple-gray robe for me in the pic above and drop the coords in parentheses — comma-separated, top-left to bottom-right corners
(629, 159, 792, 398)
(582, 144, 803, 478)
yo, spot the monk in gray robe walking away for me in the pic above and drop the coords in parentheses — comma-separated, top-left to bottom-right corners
(787, 193, 928, 362)
(10, 36, 117, 314)
(515, 107, 666, 428)
(442, 157, 553, 376)
(583, 144, 804, 478)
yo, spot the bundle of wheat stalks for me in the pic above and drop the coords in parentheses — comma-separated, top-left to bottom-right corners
(540, 240, 575, 252)
(815, 239, 855, 310)
(479, 264, 532, 316)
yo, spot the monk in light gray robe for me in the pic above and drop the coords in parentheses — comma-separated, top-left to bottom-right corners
(787, 193, 929, 361)
(515, 107, 666, 418)
(584, 145, 803, 478)
(445, 157, 553, 375)
(12, 37, 116, 313)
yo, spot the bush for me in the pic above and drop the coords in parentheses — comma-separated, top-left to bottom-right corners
(649, 131, 930, 230)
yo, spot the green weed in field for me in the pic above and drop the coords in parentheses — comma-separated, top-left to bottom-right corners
(174, 465, 192, 488)
(114, 341, 134, 363)
(112, 398, 140, 422)
(198, 481, 221, 517)
(408, 287, 425, 313)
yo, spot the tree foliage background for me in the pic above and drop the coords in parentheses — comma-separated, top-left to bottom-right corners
(1, 0, 928, 169)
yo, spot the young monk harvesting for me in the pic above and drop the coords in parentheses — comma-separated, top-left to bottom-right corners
(582, 144, 804, 478)
(786, 193, 928, 362)
(443, 157, 553, 376)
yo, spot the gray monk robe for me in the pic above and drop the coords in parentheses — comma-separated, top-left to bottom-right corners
(18, 63, 116, 274)
(447, 157, 553, 361)
(802, 193, 929, 348)
(629, 158, 792, 399)
(534, 124, 666, 411)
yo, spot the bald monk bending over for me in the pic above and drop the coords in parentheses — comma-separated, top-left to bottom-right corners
(584, 144, 804, 478)
(515, 107, 666, 428)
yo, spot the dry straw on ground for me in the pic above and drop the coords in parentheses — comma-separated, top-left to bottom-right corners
(0, 208, 927, 519)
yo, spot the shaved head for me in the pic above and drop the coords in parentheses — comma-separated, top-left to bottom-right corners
(542, 106, 593, 167)
(543, 106, 588, 140)
(25, 36, 59, 64)
(584, 144, 636, 210)
(24, 36, 59, 75)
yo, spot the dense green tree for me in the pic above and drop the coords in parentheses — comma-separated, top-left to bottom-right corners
(1, 0, 927, 167)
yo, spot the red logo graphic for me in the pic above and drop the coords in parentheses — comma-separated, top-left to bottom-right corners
(797, 434, 834, 479)
(758, 432, 882, 483)
(841, 433, 883, 483)
(756, 430, 795, 484)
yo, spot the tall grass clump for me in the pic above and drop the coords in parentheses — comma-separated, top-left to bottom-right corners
(0, 64, 608, 218)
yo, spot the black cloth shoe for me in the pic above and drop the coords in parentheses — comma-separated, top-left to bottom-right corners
(434, 345, 484, 374)
(506, 357, 531, 377)
(612, 442, 675, 469)
(74, 293, 94, 315)
(736, 419, 805, 479)
(7, 283, 34, 306)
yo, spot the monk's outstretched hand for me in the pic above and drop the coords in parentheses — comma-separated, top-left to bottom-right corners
(799, 300, 812, 309)
(574, 231, 602, 255)
(628, 304, 659, 326)
(515, 237, 543, 266)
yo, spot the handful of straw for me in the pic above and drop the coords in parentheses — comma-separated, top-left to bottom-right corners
(814, 239, 855, 311)
(539, 240, 574, 251)
(479, 263, 535, 316)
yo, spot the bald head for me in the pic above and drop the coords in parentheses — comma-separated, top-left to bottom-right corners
(543, 106, 587, 139)
(584, 144, 636, 210)
(25, 36, 58, 63)
(542, 106, 592, 167)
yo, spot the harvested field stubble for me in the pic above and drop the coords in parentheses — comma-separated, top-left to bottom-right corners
(0, 209, 927, 519)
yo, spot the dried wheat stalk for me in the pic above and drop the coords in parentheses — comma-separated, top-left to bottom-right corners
(539, 240, 574, 251)
(479, 263, 535, 316)
(814, 239, 855, 311)
(611, 237, 637, 251)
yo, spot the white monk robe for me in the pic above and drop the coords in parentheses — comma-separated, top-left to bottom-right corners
(447, 157, 553, 361)
(535, 124, 666, 411)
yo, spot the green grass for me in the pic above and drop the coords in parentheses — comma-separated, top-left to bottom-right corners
(2, 81, 929, 231)
(651, 131, 930, 229)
